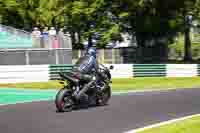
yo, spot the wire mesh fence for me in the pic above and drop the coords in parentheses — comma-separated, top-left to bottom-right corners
(72, 47, 137, 64)
(32, 35, 72, 49)
(0, 48, 72, 65)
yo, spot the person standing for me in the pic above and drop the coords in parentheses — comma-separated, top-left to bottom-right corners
(41, 27, 49, 48)
(49, 27, 57, 36)
(31, 27, 41, 48)
(48, 27, 57, 48)
(58, 28, 64, 48)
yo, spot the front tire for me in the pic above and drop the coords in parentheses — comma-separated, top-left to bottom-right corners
(55, 88, 74, 112)
(96, 85, 111, 106)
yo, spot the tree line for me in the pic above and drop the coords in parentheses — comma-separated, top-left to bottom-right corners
(1, 0, 200, 61)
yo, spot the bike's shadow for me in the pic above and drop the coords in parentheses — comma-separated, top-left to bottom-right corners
(55, 104, 109, 113)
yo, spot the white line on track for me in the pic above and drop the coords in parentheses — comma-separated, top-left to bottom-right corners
(112, 88, 180, 94)
(124, 114, 200, 133)
(112, 89, 171, 95)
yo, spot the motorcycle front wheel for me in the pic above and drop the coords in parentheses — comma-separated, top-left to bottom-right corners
(96, 85, 111, 106)
(55, 88, 74, 112)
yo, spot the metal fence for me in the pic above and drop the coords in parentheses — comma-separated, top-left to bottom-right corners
(0, 48, 72, 65)
(72, 46, 169, 64)
(72, 47, 137, 64)
(32, 34, 72, 49)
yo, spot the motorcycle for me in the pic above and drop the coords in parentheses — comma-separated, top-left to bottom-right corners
(55, 64, 114, 112)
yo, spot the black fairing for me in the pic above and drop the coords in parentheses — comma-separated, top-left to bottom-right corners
(106, 70, 111, 80)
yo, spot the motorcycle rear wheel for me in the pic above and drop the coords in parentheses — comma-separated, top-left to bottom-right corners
(55, 88, 74, 112)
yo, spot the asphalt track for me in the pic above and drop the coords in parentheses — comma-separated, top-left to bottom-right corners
(0, 88, 200, 133)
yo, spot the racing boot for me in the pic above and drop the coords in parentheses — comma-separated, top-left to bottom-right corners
(75, 81, 94, 100)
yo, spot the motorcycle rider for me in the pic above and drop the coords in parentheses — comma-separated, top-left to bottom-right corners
(69, 46, 101, 103)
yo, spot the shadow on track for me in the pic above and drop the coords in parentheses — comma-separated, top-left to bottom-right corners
(55, 103, 109, 113)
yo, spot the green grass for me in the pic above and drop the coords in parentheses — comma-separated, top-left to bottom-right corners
(112, 77, 200, 91)
(1, 77, 200, 91)
(137, 115, 200, 133)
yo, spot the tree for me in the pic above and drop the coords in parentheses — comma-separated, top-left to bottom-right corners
(1, 0, 200, 56)
(134, 0, 200, 62)
(16, 0, 68, 30)
(178, 0, 196, 61)
(0, 0, 69, 30)
(63, 0, 124, 49)
(0, 0, 23, 28)
(119, 0, 199, 62)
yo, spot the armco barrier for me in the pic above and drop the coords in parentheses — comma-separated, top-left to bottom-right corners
(104, 64, 133, 78)
(0, 64, 200, 84)
(166, 64, 198, 77)
(133, 64, 166, 77)
(49, 64, 133, 80)
(0, 65, 49, 83)
(198, 64, 200, 76)
(49, 64, 73, 80)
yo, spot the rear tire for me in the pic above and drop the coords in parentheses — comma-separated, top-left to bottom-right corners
(55, 88, 74, 112)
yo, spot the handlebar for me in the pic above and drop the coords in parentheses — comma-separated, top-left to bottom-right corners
(99, 64, 114, 70)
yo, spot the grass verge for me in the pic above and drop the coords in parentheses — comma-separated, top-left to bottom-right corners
(136, 115, 200, 133)
(1, 77, 200, 91)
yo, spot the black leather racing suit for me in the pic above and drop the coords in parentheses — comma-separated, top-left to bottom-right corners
(70, 54, 99, 100)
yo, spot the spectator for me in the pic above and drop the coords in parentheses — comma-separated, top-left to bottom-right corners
(48, 27, 57, 48)
(31, 27, 41, 47)
(58, 28, 64, 48)
(41, 27, 49, 48)
(65, 31, 72, 48)
(58, 28, 64, 36)
(32, 27, 41, 37)
(49, 27, 56, 36)
(42, 27, 49, 36)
